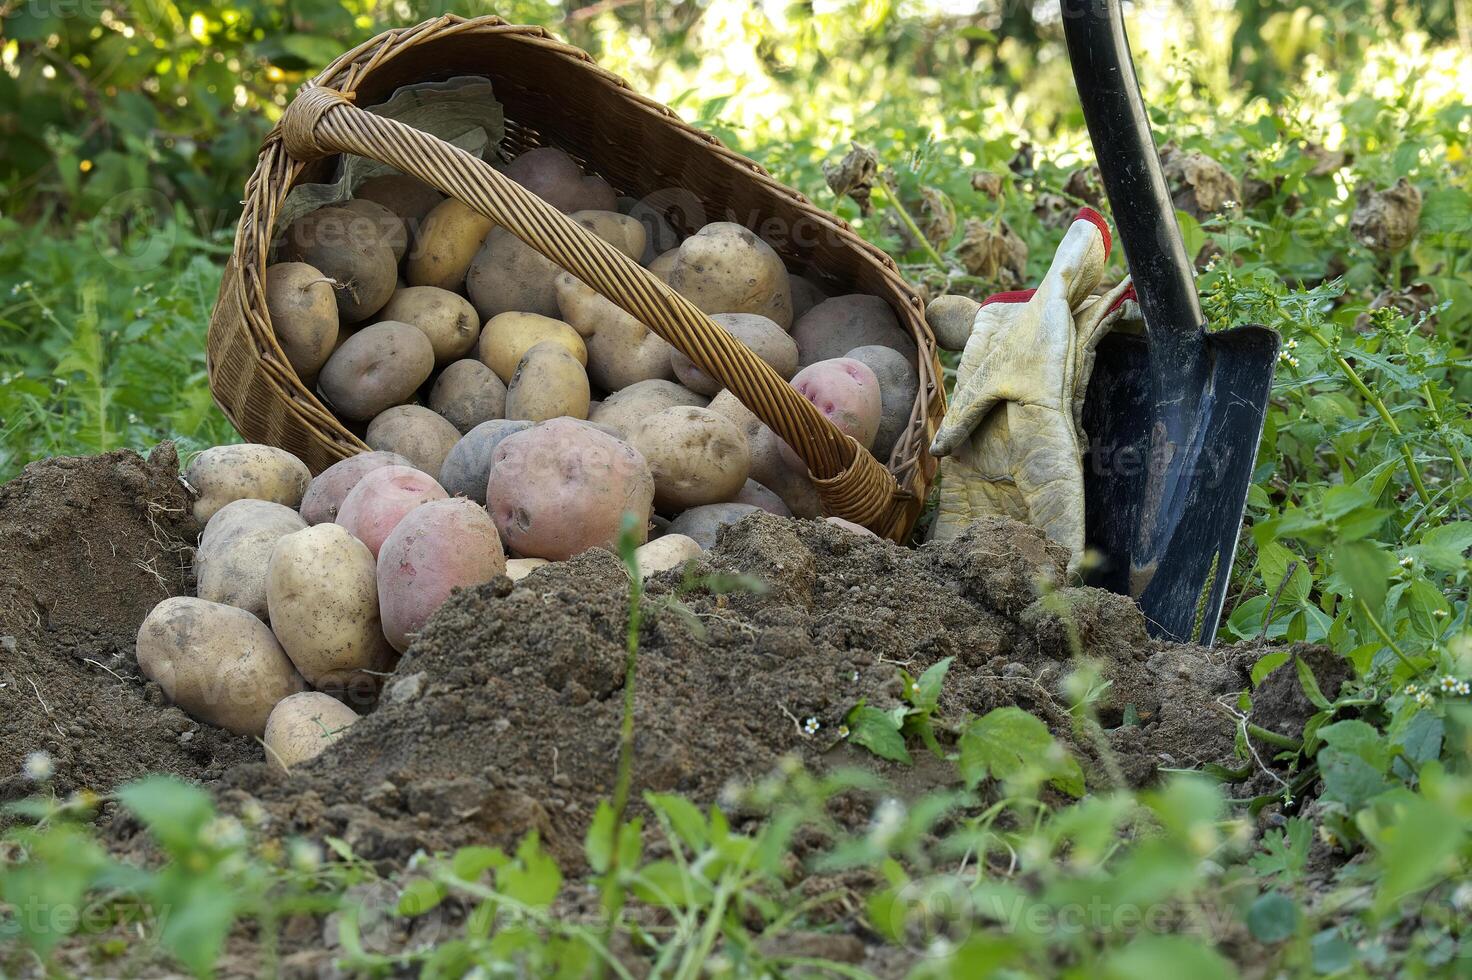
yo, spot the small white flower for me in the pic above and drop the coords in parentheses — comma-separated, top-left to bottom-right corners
(1405, 683, 1420, 695)
(23, 751, 53, 782)
(802, 716, 820, 736)
(1456, 681, 1470, 697)
(837, 724, 850, 739)
(909, 681, 920, 696)
(1433, 609, 1448, 618)
(1399, 556, 1414, 567)
(850, 669, 860, 682)
(1414, 690, 1435, 707)
(1439, 675, 1460, 694)
(289, 839, 322, 872)
(1285, 338, 1300, 350)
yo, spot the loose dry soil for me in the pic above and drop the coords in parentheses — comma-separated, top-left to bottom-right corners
(0, 446, 1319, 971)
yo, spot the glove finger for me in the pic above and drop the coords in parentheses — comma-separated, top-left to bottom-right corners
(930, 383, 1001, 456)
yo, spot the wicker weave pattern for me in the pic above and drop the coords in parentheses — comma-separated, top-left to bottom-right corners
(207, 15, 944, 540)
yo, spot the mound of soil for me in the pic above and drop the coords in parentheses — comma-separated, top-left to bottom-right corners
(0, 447, 1248, 873)
(222, 516, 1248, 868)
(0, 446, 260, 806)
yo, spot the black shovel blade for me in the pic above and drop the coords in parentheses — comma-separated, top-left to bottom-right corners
(1081, 323, 1279, 643)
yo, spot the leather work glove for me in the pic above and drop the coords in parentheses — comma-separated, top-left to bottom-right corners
(925, 209, 1133, 569)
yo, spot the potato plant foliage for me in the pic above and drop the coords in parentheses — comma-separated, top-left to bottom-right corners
(2, 1, 1471, 976)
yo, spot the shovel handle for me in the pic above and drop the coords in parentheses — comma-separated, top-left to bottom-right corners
(1060, 0, 1204, 344)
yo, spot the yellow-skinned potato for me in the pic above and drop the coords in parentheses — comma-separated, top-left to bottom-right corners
(667, 222, 793, 329)
(505, 342, 591, 422)
(341, 198, 409, 262)
(429, 359, 507, 434)
(465, 210, 643, 321)
(634, 533, 703, 578)
(405, 199, 495, 291)
(136, 596, 306, 737)
(185, 444, 311, 525)
(366, 405, 463, 477)
(628, 405, 751, 511)
(504, 557, 549, 581)
(266, 523, 396, 691)
(265, 262, 339, 377)
(263, 692, 359, 772)
(279, 206, 397, 323)
(647, 247, 679, 283)
(556, 273, 675, 390)
(477, 312, 586, 383)
(378, 286, 481, 366)
(195, 499, 307, 619)
(318, 320, 435, 421)
(590, 379, 707, 440)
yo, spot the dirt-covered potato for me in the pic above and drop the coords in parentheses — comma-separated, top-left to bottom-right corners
(377, 498, 506, 652)
(647, 247, 679, 283)
(263, 691, 359, 772)
(465, 211, 642, 321)
(825, 516, 881, 540)
(505, 557, 549, 581)
(707, 391, 820, 518)
(439, 419, 533, 503)
(185, 444, 311, 524)
(506, 147, 617, 213)
(267, 523, 396, 689)
(477, 312, 587, 383)
(787, 358, 882, 454)
(505, 342, 591, 422)
(265, 262, 339, 377)
(666, 502, 762, 550)
(318, 320, 435, 421)
(137, 596, 306, 737)
(733, 478, 791, 517)
(556, 273, 676, 389)
(845, 344, 920, 462)
(366, 405, 463, 477)
(429, 359, 507, 434)
(923, 294, 980, 352)
(405, 199, 495, 291)
(791, 295, 915, 367)
(634, 533, 703, 577)
(279, 206, 397, 323)
(590, 379, 708, 440)
(628, 406, 750, 511)
(341, 198, 408, 262)
(299, 451, 415, 525)
(378, 286, 481, 366)
(195, 500, 307, 619)
(485, 417, 655, 560)
(336, 464, 449, 558)
(667, 223, 794, 329)
(354, 173, 445, 225)
(669, 313, 797, 395)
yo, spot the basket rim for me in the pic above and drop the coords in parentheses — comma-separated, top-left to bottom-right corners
(210, 13, 943, 530)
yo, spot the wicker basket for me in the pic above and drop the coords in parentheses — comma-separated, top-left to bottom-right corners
(207, 15, 944, 541)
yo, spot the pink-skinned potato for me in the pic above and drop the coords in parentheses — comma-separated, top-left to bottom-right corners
(335, 464, 448, 558)
(377, 498, 507, 652)
(780, 358, 882, 471)
(136, 596, 306, 737)
(299, 451, 415, 525)
(486, 418, 655, 560)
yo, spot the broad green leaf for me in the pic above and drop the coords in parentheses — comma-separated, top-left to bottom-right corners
(450, 845, 508, 883)
(1295, 656, 1333, 709)
(915, 656, 954, 711)
(1311, 929, 1355, 974)
(1401, 579, 1451, 641)
(498, 833, 562, 909)
(397, 877, 447, 916)
(1410, 520, 1472, 572)
(115, 776, 217, 855)
(847, 704, 912, 764)
(1319, 748, 1392, 808)
(1101, 935, 1236, 980)
(155, 870, 239, 976)
(646, 792, 708, 850)
(1246, 891, 1299, 943)
(584, 801, 616, 874)
(1336, 539, 1395, 611)
(959, 707, 1084, 796)
(1258, 541, 1311, 605)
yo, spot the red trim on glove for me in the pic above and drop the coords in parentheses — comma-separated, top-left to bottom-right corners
(1075, 207, 1112, 258)
(980, 288, 1037, 307)
(1108, 283, 1137, 313)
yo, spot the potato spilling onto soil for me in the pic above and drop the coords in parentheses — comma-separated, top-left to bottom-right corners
(195, 499, 307, 619)
(299, 451, 413, 525)
(318, 321, 435, 422)
(633, 533, 703, 577)
(185, 444, 312, 524)
(377, 498, 506, 652)
(137, 596, 306, 737)
(486, 417, 655, 560)
(336, 465, 449, 558)
(265, 262, 339, 377)
(263, 692, 359, 772)
(266, 523, 396, 690)
(279, 206, 398, 323)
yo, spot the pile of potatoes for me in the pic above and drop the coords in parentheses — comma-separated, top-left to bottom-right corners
(264, 146, 920, 547)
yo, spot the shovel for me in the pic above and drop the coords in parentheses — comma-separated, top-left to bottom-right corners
(1061, 0, 1280, 643)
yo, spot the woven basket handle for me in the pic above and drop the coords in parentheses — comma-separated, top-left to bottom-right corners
(276, 87, 902, 530)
